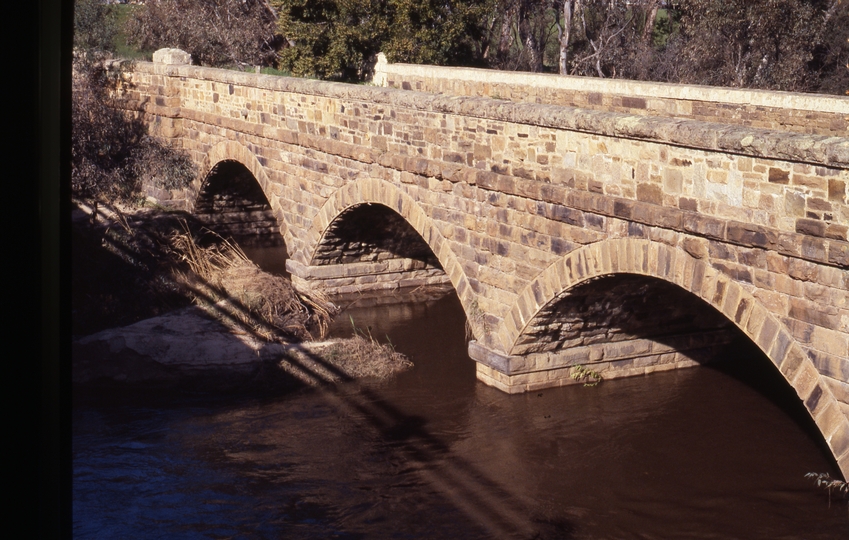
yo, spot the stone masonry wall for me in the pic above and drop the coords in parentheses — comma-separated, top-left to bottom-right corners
(115, 56, 849, 474)
(118, 60, 847, 338)
(116, 57, 848, 373)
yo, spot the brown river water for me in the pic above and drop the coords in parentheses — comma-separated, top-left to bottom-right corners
(73, 246, 848, 539)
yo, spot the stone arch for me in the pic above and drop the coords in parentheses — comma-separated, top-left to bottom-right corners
(504, 237, 849, 477)
(199, 141, 274, 205)
(303, 177, 480, 337)
(191, 140, 288, 243)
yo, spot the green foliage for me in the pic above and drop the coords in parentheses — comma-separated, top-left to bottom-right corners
(273, 0, 391, 80)
(384, 0, 491, 66)
(74, 0, 118, 53)
(571, 364, 602, 387)
(259, 66, 292, 77)
(272, 0, 491, 80)
(651, 8, 679, 47)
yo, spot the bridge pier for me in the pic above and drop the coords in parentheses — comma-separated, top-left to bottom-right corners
(469, 330, 737, 393)
(286, 258, 450, 296)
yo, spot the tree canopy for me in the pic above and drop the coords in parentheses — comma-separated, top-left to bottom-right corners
(271, 0, 847, 93)
(271, 0, 493, 79)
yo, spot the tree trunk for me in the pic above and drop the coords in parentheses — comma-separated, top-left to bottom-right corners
(498, 3, 516, 57)
(518, 1, 543, 72)
(643, 0, 659, 44)
(559, 0, 573, 74)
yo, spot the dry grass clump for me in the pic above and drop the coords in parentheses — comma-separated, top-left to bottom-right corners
(75, 207, 415, 390)
(167, 221, 337, 342)
(319, 334, 413, 380)
(274, 335, 413, 386)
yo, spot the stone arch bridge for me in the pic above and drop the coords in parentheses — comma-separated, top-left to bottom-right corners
(119, 49, 849, 475)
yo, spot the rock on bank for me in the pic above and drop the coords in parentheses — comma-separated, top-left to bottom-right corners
(73, 305, 412, 389)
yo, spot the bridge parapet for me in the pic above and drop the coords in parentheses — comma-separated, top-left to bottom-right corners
(373, 53, 849, 137)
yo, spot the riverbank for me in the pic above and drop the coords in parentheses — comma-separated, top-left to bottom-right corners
(71, 201, 412, 392)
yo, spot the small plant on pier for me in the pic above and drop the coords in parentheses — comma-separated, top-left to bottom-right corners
(571, 364, 602, 387)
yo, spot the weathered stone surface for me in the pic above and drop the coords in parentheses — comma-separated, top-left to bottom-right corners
(73, 306, 287, 383)
(152, 48, 191, 65)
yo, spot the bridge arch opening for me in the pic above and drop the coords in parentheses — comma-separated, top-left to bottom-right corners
(312, 203, 442, 268)
(195, 160, 282, 243)
(512, 273, 736, 362)
(493, 238, 848, 477)
(514, 271, 843, 473)
(304, 202, 450, 297)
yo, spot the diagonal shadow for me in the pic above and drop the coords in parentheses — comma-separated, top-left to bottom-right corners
(78, 208, 574, 538)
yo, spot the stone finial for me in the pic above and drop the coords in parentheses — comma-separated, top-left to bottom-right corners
(372, 52, 388, 87)
(152, 48, 192, 65)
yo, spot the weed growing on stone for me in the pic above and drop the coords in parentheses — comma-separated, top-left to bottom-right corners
(466, 299, 490, 342)
(571, 364, 602, 387)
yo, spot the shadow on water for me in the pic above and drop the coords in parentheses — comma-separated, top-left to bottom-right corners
(706, 335, 841, 469)
(74, 226, 576, 538)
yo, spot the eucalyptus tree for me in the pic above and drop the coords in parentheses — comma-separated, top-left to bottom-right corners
(670, 0, 848, 93)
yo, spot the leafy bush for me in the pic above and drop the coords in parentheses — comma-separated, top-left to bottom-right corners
(72, 0, 196, 205)
(74, 0, 119, 53)
(272, 0, 491, 80)
(72, 61, 196, 204)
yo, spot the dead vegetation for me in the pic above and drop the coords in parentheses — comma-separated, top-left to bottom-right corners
(273, 336, 413, 387)
(73, 202, 335, 342)
(73, 202, 414, 391)
(166, 222, 335, 342)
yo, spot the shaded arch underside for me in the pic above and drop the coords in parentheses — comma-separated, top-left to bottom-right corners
(512, 273, 738, 360)
(312, 203, 442, 268)
(286, 179, 466, 302)
(489, 237, 849, 477)
(194, 141, 286, 245)
(195, 160, 281, 241)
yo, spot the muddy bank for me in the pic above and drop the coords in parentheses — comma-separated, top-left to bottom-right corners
(73, 305, 412, 391)
(72, 201, 412, 392)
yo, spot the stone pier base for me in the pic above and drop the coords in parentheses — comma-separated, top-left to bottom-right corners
(469, 330, 737, 394)
(286, 258, 450, 296)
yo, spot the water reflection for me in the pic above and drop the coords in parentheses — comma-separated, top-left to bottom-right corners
(74, 289, 849, 538)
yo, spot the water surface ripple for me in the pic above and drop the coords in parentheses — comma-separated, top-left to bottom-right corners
(73, 292, 849, 538)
